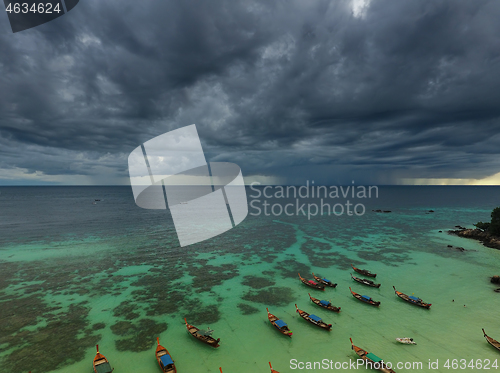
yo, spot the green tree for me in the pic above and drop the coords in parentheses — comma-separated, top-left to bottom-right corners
(490, 207, 500, 236)
(474, 221, 490, 231)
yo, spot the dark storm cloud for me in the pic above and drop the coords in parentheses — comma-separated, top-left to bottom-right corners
(1, 0, 500, 184)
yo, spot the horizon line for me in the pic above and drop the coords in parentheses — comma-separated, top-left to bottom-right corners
(1, 184, 500, 187)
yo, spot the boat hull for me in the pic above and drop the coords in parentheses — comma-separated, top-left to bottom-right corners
(92, 345, 113, 373)
(185, 319, 220, 347)
(298, 273, 325, 290)
(312, 273, 338, 288)
(349, 287, 380, 306)
(351, 264, 377, 278)
(295, 304, 332, 330)
(266, 308, 292, 337)
(308, 293, 340, 312)
(351, 274, 381, 288)
(483, 329, 500, 352)
(350, 339, 396, 373)
(393, 287, 431, 309)
(156, 338, 177, 373)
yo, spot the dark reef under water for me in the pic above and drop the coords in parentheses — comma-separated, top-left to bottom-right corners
(2, 186, 499, 372)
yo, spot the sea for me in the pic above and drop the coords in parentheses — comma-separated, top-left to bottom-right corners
(1, 185, 500, 373)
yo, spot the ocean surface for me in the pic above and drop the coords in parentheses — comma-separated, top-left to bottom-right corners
(1, 186, 500, 373)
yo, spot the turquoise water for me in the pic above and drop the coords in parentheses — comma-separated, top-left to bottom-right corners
(1, 187, 500, 373)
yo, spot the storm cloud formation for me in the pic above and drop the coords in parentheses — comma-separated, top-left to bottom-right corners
(1, 0, 500, 185)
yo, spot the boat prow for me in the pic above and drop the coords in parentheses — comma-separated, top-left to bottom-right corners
(351, 273, 381, 288)
(185, 318, 220, 347)
(312, 272, 338, 288)
(393, 286, 431, 309)
(483, 328, 500, 352)
(266, 307, 293, 337)
(308, 293, 341, 312)
(349, 287, 380, 307)
(295, 304, 332, 330)
(93, 345, 114, 373)
(156, 337, 176, 372)
(349, 338, 396, 373)
(298, 273, 325, 290)
(351, 264, 377, 278)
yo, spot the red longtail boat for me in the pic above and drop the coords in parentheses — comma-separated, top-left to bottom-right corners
(92, 345, 114, 373)
(155, 337, 176, 372)
(351, 264, 377, 278)
(266, 308, 292, 337)
(295, 304, 332, 330)
(393, 286, 431, 309)
(185, 318, 220, 347)
(298, 273, 325, 290)
(350, 338, 395, 373)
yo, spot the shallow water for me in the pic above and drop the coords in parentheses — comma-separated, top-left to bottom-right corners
(1, 186, 500, 373)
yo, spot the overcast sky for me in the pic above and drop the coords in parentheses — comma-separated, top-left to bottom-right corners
(1, 0, 500, 185)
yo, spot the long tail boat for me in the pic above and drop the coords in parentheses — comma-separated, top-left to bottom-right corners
(482, 329, 500, 352)
(308, 293, 340, 312)
(351, 264, 377, 278)
(312, 273, 337, 288)
(392, 286, 431, 309)
(266, 308, 293, 337)
(350, 338, 396, 373)
(295, 304, 332, 330)
(155, 337, 176, 373)
(351, 273, 381, 288)
(298, 273, 325, 290)
(349, 287, 380, 306)
(269, 362, 280, 373)
(93, 345, 114, 373)
(185, 318, 220, 347)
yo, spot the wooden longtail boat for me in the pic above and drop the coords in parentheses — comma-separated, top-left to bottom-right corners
(308, 293, 341, 312)
(349, 287, 380, 306)
(269, 362, 280, 373)
(392, 286, 431, 309)
(155, 337, 176, 373)
(93, 345, 114, 373)
(295, 304, 332, 330)
(350, 338, 396, 373)
(266, 308, 293, 337)
(351, 273, 381, 288)
(312, 273, 337, 288)
(184, 318, 220, 347)
(298, 273, 325, 290)
(482, 329, 500, 352)
(351, 264, 377, 278)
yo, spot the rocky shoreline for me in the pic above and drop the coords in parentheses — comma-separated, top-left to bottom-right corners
(448, 228, 500, 250)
